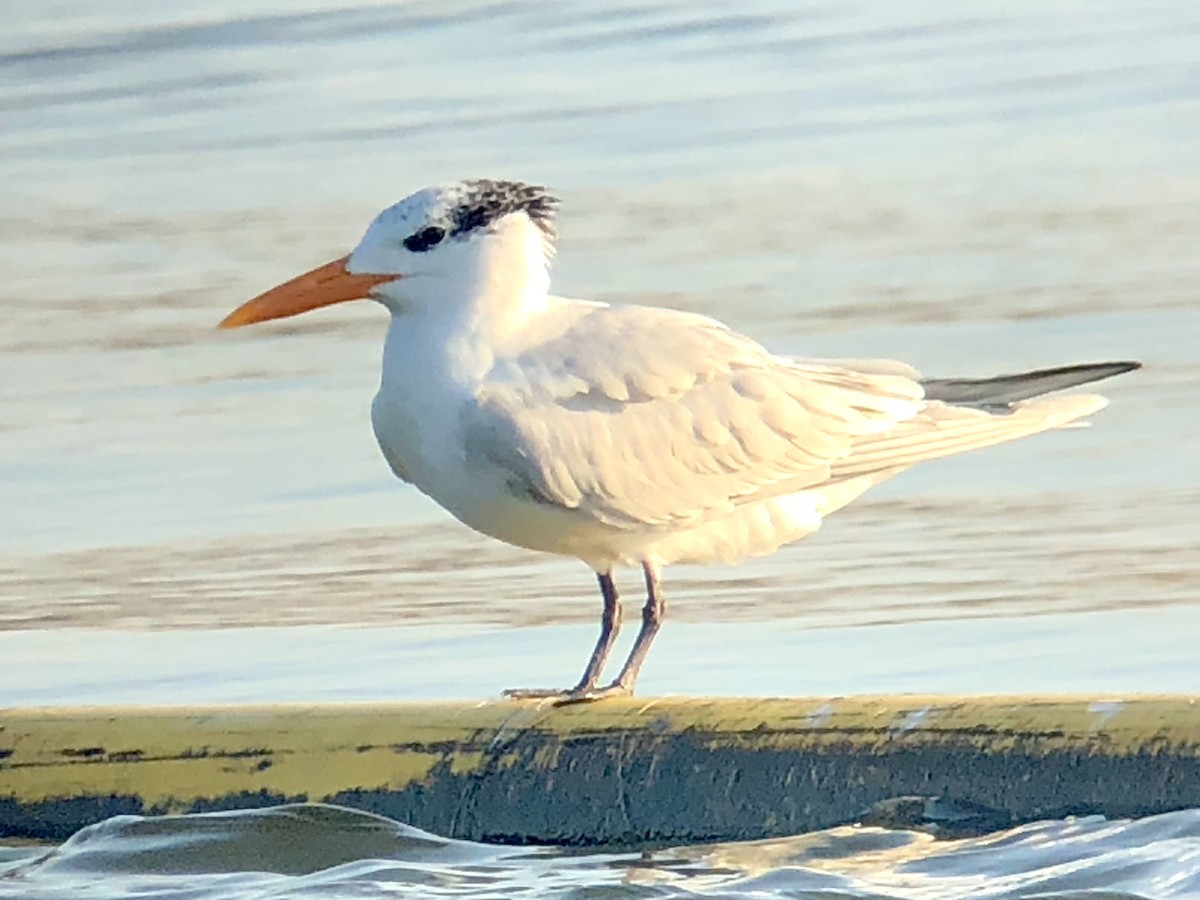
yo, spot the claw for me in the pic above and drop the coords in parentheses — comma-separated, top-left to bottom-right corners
(502, 682, 633, 704)
(553, 683, 632, 705)
(502, 687, 573, 700)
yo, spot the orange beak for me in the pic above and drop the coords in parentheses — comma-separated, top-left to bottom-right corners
(219, 255, 398, 329)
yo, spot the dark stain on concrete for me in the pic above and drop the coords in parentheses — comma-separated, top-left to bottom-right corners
(176, 747, 275, 760)
(329, 728, 1200, 846)
(4, 727, 1199, 845)
(106, 749, 145, 763)
(59, 747, 105, 759)
(0, 794, 148, 841)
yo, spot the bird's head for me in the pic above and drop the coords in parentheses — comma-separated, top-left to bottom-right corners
(219, 178, 559, 329)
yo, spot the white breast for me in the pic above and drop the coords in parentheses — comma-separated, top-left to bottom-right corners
(370, 314, 633, 570)
(373, 382, 642, 569)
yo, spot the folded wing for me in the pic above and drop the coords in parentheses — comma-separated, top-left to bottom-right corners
(465, 304, 1115, 533)
(465, 305, 922, 530)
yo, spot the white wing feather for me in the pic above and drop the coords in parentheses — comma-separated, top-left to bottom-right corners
(461, 300, 1107, 566)
(466, 304, 927, 530)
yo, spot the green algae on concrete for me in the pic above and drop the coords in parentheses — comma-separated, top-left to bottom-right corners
(2, 696, 1198, 843)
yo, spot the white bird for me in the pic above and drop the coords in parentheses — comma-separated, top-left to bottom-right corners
(220, 179, 1139, 702)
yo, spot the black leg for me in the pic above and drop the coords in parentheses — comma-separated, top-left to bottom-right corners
(571, 572, 622, 691)
(555, 560, 665, 704)
(608, 561, 665, 692)
(503, 569, 622, 699)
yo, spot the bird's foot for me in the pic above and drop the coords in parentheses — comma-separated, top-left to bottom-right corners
(501, 687, 572, 700)
(553, 682, 632, 705)
(501, 682, 632, 705)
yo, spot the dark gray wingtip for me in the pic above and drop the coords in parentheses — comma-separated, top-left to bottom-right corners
(921, 360, 1141, 408)
(1073, 360, 1142, 378)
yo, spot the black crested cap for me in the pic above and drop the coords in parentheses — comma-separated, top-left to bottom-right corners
(446, 179, 559, 241)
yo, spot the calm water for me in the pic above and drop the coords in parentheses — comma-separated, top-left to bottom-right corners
(2, 0, 1200, 896)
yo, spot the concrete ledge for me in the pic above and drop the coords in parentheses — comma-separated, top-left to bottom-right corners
(2, 696, 1197, 844)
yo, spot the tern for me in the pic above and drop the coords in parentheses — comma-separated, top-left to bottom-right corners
(220, 178, 1139, 702)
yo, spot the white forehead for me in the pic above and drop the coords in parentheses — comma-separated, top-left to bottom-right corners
(365, 186, 445, 236)
(360, 179, 559, 246)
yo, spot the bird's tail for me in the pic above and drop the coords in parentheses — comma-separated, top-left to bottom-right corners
(805, 360, 1139, 513)
(920, 361, 1141, 411)
(829, 391, 1113, 483)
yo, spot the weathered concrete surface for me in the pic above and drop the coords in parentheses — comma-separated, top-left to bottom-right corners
(2, 696, 1197, 844)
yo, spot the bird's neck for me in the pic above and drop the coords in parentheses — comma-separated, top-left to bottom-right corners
(464, 250, 552, 345)
(454, 215, 554, 345)
(383, 269, 552, 389)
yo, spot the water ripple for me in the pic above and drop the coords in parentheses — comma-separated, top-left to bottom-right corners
(3, 803, 1199, 898)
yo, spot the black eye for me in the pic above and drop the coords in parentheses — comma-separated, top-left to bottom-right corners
(403, 226, 446, 253)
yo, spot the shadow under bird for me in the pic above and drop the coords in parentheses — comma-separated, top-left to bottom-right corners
(220, 179, 1139, 702)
